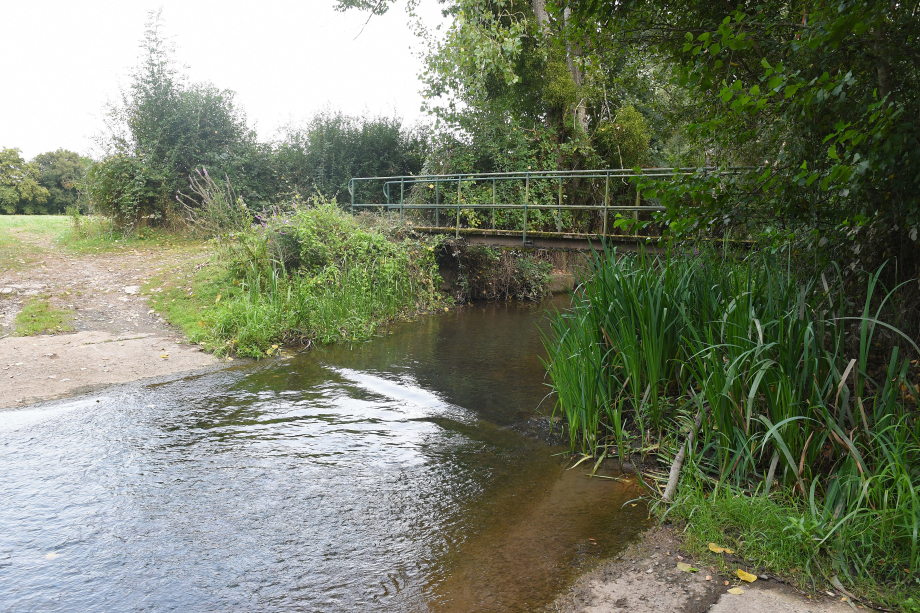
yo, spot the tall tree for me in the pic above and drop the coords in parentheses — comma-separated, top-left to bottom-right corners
(89, 10, 259, 225)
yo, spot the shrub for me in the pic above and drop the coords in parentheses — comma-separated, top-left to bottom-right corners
(199, 200, 444, 357)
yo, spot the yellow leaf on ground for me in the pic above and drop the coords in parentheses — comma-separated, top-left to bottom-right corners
(727, 587, 744, 595)
(160, 354, 169, 359)
(708, 542, 735, 554)
(736, 569, 758, 583)
(677, 562, 699, 573)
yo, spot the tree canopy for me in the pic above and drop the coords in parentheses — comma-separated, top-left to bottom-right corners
(337, 0, 919, 273)
(0, 148, 51, 215)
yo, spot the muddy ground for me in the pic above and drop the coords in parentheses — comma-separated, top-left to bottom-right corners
(0, 228, 218, 409)
(550, 524, 858, 613)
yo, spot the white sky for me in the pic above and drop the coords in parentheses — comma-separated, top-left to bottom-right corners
(0, 1, 445, 160)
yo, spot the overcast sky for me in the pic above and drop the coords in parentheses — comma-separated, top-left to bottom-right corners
(1, 1, 445, 160)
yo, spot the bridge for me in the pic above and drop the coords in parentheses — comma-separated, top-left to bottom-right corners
(347, 168, 715, 251)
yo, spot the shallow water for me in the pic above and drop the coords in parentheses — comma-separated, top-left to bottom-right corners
(0, 297, 649, 612)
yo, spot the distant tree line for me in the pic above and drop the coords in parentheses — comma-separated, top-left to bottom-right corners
(0, 148, 88, 215)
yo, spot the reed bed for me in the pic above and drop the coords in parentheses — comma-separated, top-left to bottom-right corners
(543, 248, 920, 598)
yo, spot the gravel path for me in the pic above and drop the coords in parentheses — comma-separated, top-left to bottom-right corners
(0, 230, 219, 408)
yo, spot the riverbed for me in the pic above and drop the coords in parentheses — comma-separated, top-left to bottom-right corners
(0, 297, 650, 612)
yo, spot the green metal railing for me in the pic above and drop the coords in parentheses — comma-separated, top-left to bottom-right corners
(347, 168, 723, 245)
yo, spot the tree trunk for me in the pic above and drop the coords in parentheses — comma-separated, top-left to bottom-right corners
(562, 7, 587, 133)
(874, 21, 893, 105)
(532, 0, 549, 33)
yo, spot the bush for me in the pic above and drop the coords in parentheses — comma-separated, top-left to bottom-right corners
(195, 200, 444, 357)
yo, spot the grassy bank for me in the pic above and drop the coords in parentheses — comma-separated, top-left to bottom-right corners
(543, 248, 920, 609)
(145, 202, 448, 357)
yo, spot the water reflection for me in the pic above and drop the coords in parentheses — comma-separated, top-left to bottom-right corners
(0, 297, 649, 612)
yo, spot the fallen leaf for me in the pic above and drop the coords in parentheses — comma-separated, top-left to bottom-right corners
(708, 542, 735, 554)
(161, 354, 169, 359)
(677, 562, 699, 573)
(736, 569, 758, 583)
(705, 575, 712, 581)
(727, 587, 744, 595)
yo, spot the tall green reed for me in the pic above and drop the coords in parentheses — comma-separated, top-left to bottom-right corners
(544, 246, 920, 583)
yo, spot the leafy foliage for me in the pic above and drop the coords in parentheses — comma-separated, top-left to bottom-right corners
(33, 149, 90, 214)
(159, 198, 446, 357)
(87, 10, 258, 227)
(0, 148, 51, 215)
(274, 111, 431, 204)
(566, 0, 920, 275)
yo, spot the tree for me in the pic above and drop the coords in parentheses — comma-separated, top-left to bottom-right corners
(565, 0, 920, 271)
(89, 10, 259, 226)
(33, 149, 89, 214)
(337, 0, 663, 177)
(275, 111, 431, 204)
(0, 148, 50, 215)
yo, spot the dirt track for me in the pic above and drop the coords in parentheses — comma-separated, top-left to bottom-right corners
(0, 229, 218, 408)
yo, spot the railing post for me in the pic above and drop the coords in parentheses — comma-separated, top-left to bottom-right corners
(349, 179, 354, 214)
(557, 177, 562, 233)
(456, 175, 461, 239)
(435, 180, 440, 228)
(491, 178, 496, 230)
(603, 171, 609, 237)
(523, 172, 529, 245)
(633, 171, 639, 230)
(400, 176, 405, 222)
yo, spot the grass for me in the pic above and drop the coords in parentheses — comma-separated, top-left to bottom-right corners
(59, 214, 196, 254)
(0, 215, 65, 270)
(145, 260, 231, 348)
(0, 215, 70, 235)
(14, 297, 73, 336)
(665, 482, 920, 612)
(148, 201, 447, 357)
(0, 214, 193, 260)
(543, 246, 920, 608)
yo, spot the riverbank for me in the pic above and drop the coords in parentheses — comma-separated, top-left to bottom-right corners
(551, 524, 855, 613)
(0, 221, 872, 612)
(542, 248, 920, 611)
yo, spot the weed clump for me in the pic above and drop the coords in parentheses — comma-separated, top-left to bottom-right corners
(15, 297, 73, 336)
(437, 241, 554, 303)
(163, 200, 445, 357)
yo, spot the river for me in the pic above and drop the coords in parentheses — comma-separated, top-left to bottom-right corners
(0, 297, 649, 612)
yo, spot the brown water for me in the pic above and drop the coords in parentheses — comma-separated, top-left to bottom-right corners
(0, 297, 650, 612)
